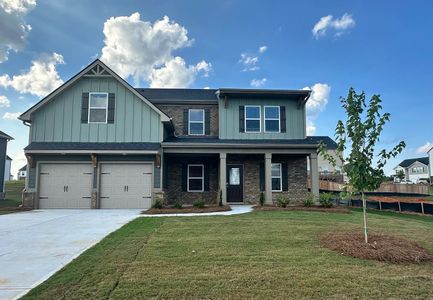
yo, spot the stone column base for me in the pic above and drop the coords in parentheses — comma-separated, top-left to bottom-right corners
(153, 191, 165, 206)
(22, 191, 36, 208)
(91, 191, 98, 209)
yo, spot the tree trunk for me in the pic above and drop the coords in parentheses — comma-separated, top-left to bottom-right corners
(362, 191, 368, 243)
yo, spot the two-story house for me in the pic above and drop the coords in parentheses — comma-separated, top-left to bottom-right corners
(394, 157, 430, 183)
(19, 59, 331, 209)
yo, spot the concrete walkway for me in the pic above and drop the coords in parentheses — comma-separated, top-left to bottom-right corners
(0, 209, 141, 300)
(141, 205, 254, 217)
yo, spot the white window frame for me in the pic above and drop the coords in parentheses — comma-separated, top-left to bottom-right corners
(264, 106, 280, 133)
(271, 163, 282, 192)
(244, 105, 261, 133)
(187, 164, 204, 192)
(88, 92, 108, 124)
(188, 109, 205, 135)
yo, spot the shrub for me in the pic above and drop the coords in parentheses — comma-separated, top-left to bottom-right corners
(303, 193, 315, 207)
(152, 199, 164, 209)
(172, 201, 183, 209)
(259, 192, 265, 206)
(275, 195, 290, 208)
(319, 193, 333, 208)
(193, 200, 206, 208)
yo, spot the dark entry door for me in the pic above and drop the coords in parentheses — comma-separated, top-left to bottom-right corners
(227, 164, 243, 202)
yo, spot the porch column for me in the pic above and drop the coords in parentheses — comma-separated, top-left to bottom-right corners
(310, 153, 319, 197)
(265, 152, 273, 204)
(219, 152, 227, 205)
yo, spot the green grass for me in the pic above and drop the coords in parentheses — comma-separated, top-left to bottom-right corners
(23, 211, 433, 299)
(0, 180, 24, 213)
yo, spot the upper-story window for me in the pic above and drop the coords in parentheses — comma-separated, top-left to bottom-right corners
(88, 92, 108, 123)
(412, 166, 425, 173)
(264, 106, 280, 132)
(188, 109, 205, 135)
(245, 106, 261, 133)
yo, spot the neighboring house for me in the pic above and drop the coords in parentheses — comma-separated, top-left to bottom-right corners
(19, 59, 331, 209)
(4, 156, 12, 181)
(0, 131, 14, 199)
(394, 157, 430, 183)
(17, 165, 27, 180)
(428, 147, 433, 183)
(306, 138, 342, 173)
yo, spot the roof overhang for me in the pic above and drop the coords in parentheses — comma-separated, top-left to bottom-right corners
(162, 142, 318, 149)
(215, 88, 311, 107)
(19, 59, 170, 122)
(24, 150, 159, 155)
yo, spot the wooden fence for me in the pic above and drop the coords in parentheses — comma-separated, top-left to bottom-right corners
(309, 180, 429, 195)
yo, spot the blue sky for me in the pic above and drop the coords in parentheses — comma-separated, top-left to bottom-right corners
(0, 0, 432, 176)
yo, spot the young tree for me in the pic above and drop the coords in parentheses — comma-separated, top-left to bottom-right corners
(395, 169, 405, 182)
(319, 88, 405, 243)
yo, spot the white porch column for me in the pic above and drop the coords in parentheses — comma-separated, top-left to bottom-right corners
(265, 152, 273, 204)
(219, 152, 227, 205)
(310, 153, 319, 197)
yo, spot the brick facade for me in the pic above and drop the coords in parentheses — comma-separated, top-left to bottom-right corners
(163, 154, 308, 205)
(156, 104, 219, 136)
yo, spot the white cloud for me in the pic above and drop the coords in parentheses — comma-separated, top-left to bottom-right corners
(312, 13, 355, 38)
(100, 13, 210, 87)
(11, 150, 26, 180)
(303, 83, 331, 136)
(0, 95, 10, 107)
(0, 52, 64, 97)
(250, 78, 267, 87)
(239, 53, 259, 71)
(416, 142, 433, 154)
(258, 45, 267, 53)
(0, 0, 36, 63)
(3, 111, 21, 120)
(149, 56, 211, 88)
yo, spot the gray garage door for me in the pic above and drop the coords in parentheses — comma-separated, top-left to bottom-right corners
(99, 163, 153, 209)
(39, 163, 92, 209)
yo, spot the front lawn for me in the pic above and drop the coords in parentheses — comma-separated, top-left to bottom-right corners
(23, 210, 433, 299)
(0, 180, 25, 214)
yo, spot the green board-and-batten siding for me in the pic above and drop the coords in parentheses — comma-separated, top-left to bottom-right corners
(31, 77, 162, 143)
(218, 97, 306, 139)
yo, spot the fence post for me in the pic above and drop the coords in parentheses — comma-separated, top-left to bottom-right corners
(398, 201, 401, 212)
(421, 202, 424, 215)
(379, 201, 382, 211)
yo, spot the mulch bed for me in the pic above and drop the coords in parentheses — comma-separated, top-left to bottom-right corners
(320, 231, 432, 264)
(368, 196, 433, 203)
(142, 205, 231, 215)
(253, 205, 350, 213)
(0, 207, 32, 214)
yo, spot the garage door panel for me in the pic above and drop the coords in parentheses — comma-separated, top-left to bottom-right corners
(100, 163, 152, 209)
(39, 163, 92, 209)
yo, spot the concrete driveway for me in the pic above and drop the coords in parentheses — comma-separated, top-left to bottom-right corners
(0, 209, 141, 300)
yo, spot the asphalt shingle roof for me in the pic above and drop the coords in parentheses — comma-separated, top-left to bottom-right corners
(398, 157, 429, 168)
(24, 142, 160, 151)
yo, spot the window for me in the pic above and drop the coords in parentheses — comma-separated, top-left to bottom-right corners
(245, 106, 261, 132)
(187, 164, 204, 192)
(271, 163, 282, 192)
(264, 106, 280, 132)
(188, 109, 205, 135)
(412, 166, 425, 173)
(88, 92, 108, 123)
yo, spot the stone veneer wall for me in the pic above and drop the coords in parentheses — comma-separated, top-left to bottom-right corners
(164, 157, 219, 205)
(156, 104, 219, 136)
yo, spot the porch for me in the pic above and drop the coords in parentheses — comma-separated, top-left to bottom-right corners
(162, 148, 319, 205)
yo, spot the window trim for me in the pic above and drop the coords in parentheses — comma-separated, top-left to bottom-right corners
(187, 164, 204, 192)
(88, 92, 108, 124)
(244, 105, 261, 133)
(188, 109, 205, 135)
(271, 163, 282, 192)
(264, 106, 281, 133)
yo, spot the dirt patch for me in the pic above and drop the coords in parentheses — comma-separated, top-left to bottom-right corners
(320, 231, 432, 264)
(253, 205, 350, 213)
(142, 205, 231, 215)
(369, 196, 433, 203)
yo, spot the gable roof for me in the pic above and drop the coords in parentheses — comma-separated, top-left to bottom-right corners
(19, 165, 27, 171)
(0, 130, 13, 140)
(6, 155, 12, 160)
(19, 59, 170, 122)
(397, 157, 429, 168)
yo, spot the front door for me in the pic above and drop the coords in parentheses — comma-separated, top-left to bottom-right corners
(227, 164, 243, 203)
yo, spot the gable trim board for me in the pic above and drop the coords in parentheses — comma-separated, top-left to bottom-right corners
(19, 59, 170, 123)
